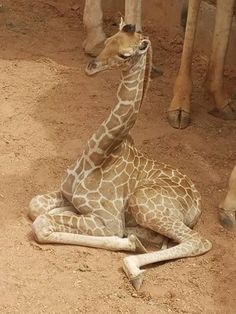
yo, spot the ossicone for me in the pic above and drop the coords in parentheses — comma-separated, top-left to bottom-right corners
(122, 24, 136, 33)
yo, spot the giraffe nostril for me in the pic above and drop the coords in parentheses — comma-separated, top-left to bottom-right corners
(88, 59, 97, 70)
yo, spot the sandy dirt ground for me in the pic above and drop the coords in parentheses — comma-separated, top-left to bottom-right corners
(0, 1, 236, 313)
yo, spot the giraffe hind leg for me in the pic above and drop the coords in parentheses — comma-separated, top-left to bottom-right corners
(123, 233, 212, 290)
(28, 191, 70, 221)
(83, 0, 106, 56)
(205, 0, 235, 120)
(124, 187, 212, 290)
(218, 165, 236, 230)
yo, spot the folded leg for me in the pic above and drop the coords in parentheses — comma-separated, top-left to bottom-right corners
(32, 212, 147, 253)
(124, 186, 212, 289)
(28, 191, 70, 221)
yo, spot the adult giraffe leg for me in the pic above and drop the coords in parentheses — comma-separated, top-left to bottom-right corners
(83, 0, 106, 56)
(168, 0, 201, 129)
(205, 0, 236, 120)
(125, 0, 142, 32)
(125, 0, 163, 77)
(219, 166, 236, 231)
(83, 0, 142, 56)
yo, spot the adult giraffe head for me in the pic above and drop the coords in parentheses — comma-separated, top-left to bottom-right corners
(85, 19, 150, 75)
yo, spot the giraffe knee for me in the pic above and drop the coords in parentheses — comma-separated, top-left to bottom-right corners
(32, 215, 54, 243)
(28, 196, 45, 221)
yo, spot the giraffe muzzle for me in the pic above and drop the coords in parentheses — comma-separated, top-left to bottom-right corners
(85, 59, 97, 75)
(85, 59, 107, 76)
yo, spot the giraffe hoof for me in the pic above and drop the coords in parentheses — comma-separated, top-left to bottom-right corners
(219, 208, 236, 231)
(122, 256, 145, 290)
(150, 64, 163, 78)
(167, 110, 191, 129)
(83, 38, 106, 57)
(209, 101, 236, 120)
(130, 273, 144, 290)
(129, 234, 147, 253)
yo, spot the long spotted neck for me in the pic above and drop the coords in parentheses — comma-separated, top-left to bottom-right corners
(82, 50, 151, 168)
(61, 47, 151, 195)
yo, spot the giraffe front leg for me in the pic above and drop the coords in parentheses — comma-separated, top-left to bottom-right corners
(28, 191, 70, 221)
(83, 0, 106, 56)
(168, 0, 201, 129)
(168, 72, 193, 129)
(125, 0, 142, 32)
(31, 213, 147, 253)
(205, 0, 236, 120)
(219, 166, 236, 231)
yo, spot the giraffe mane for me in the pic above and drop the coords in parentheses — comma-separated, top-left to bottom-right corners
(140, 42, 152, 105)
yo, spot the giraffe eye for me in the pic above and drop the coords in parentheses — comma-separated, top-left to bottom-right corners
(118, 53, 131, 59)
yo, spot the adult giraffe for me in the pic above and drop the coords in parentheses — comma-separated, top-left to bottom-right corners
(219, 166, 236, 230)
(83, 0, 141, 55)
(169, 0, 236, 129)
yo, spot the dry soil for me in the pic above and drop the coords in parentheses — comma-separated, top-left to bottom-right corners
(0, 1, 235, 313)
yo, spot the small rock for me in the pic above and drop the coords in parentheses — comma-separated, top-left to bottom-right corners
(77, 264, 91, 272)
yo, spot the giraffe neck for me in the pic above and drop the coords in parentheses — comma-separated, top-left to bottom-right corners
(82, 49, 151, 168)
(61, 47, 152, 192)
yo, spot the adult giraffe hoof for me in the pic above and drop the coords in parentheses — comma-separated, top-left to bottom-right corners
(123, 256, 145, 290)
(219, 208, 236, 231)
(150, 64, 163, 78)
(167, 110, 191, 129)
(209, 101, 236, 120)
(83, 38, 106, 57)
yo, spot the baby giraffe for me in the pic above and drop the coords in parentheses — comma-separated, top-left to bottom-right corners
(29, 21, 212, 290)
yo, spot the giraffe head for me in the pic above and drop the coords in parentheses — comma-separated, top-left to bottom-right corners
(86, 19, 150, 75)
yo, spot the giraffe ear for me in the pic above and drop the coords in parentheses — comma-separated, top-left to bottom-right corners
(138, 39, 150, 54)
(119, 17, 126, 31)
(119, 17, 136, 33)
